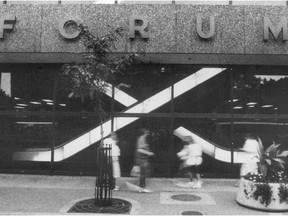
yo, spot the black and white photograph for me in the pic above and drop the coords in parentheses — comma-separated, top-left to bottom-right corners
(0, 0, 288, 215)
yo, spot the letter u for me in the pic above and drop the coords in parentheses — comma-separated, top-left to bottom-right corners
(196, 15, 215, 39)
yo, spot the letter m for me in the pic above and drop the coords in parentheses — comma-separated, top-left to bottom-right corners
(263, 17, 288, 41)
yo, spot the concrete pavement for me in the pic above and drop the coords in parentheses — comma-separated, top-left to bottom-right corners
(0, 174, 285, 215)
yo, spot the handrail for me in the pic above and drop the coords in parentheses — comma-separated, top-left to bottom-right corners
(174, 126, 258, 163)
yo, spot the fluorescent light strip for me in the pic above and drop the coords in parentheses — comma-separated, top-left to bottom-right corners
(14, 106, 25, 109)
(30, 102, 42, 105)
(247, 102, 257, 106)
(217, 121, 286, 125)
(16, 122, 53, 125)
(12, 68, 225, 162)
(42, 99, 53, 103)
(16, 103, 28, 107)
(174, 126, 258, 164)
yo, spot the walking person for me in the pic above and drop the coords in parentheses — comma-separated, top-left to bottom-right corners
(240, 133, 262, 177)
(103, 132, 121, 191)
(134, 128, 154, 193)
(177, 135, 203, 189)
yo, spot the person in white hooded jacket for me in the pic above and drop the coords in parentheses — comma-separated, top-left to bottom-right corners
(177, 135, 203, 189)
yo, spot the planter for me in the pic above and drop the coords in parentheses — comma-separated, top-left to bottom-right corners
(236, 178, 288, 212)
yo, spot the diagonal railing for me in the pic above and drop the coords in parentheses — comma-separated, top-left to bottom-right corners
(103, 83, 138, 107)
(173, 126, 258, 163)
(12, 68, 225, 161)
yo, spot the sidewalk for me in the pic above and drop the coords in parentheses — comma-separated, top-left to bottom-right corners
(0, 174, 283, 215)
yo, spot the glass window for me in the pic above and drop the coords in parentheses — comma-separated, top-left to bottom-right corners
(2, 64, 288, 177)
(173, 66, 230, 114)
(0, 64, 56, 173)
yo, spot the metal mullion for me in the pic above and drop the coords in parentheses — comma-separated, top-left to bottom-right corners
(230, 69, 235, 172)
(169, 81, 174, 177)
(111, 85, 115, 132)
(50, 69, 57, 174)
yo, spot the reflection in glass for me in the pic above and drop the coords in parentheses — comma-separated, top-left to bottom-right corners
(2, 64, 288, 177)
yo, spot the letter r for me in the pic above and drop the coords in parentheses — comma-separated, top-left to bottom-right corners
(129, 15, 149, 39)
(0, 15, 16, 39)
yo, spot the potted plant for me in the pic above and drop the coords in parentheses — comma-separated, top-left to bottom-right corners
(236, 139, 288, 211)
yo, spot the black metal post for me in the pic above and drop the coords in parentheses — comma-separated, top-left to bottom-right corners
(95, 144, 112, 207)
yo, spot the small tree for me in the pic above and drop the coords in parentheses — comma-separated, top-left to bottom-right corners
(62, 24, 139, 117)
(61, 24, 140, 206)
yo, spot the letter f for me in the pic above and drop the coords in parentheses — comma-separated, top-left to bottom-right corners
(0, 15, 16, 39)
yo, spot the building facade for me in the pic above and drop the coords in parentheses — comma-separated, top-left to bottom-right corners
(1, 0, 288, 177)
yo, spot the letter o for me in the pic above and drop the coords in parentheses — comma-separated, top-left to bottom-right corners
(59, 17, 81, 39)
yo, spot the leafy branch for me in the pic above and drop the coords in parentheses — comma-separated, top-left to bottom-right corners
(61, 24, 141, 115)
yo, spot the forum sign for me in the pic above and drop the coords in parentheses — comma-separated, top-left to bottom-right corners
(1, 14, 288, 41)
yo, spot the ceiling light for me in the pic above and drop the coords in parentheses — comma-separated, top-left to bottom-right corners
(247, 102, 257, 106)
(14, 106, 25, 109)
(16, 122, 54, 125)
(233, 106, 243, 109)
(262, 105, 273, 108)
(42, 99, 53, 103)
(30, 101, 42, 105)
(228, 99, 239, 102)
(16, 103, 28, 107)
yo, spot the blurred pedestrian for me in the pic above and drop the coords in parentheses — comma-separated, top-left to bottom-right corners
(177, 135, 203, 189)
(134, 128, 154, 193)
(240, 133, 262, 177)
(104, 132, 121, 191)
(234, 133, 262, 187)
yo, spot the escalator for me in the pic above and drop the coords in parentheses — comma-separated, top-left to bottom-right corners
(12, 68, 226, 162)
